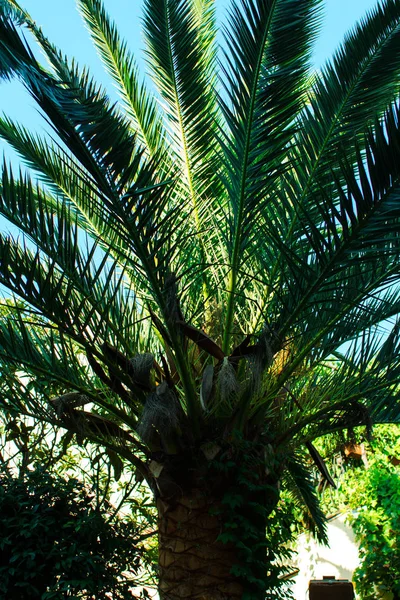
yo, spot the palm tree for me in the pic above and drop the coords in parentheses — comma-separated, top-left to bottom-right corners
(0, 0, 400, 597)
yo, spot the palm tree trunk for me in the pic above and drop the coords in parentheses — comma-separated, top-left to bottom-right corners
(154, 442, 283, 599)
(156, 478, 280, 600)
(157, 489, 244, 600)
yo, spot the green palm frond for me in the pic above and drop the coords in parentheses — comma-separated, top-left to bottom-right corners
(251, 0, 400, 328)
(77, 0, 165, 157)
(143, 0, 224, 289)
(275, 102, 400, 349)
(285, 454, 328, 543)
(0, 298, 155, 430)
(290, 0, 400, 235)
(0, 115, 199, 319)
(144, 0, 226, 319)
(0, 13, 206, 304)
(0, 15, 133, 193)
(220, 0, 322, 351)
(273, 326, 400, 445)
(0, 118, 145, 268)
(0, 313, 92, 394)
(0, 316, 148, 473)
(0, 232, 129, 350)
(305, 0, 400, 163)
(217, 91, 400, 427)
(143, 0, 220, 189)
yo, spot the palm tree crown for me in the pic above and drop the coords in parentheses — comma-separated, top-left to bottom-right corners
(0, 0, 400, 597)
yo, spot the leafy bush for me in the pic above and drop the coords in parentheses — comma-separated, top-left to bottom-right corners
(315, 426, 400, 600)
(0, 468, 149, 599)
(346, 465, 400, 600)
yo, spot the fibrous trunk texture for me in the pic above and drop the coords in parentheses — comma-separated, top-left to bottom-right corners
(157, 489, 244, 600)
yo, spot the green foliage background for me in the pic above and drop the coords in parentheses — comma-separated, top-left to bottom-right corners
(317, 425, 400, 600)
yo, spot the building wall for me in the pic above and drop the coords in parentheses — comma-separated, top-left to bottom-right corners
(292, 513, 359, 600)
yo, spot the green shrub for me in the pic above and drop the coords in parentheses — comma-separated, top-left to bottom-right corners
(0, 468, 149, 599)
(346, 465, 400, 600)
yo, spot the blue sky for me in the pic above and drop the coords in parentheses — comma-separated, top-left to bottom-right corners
(13, 0, 379, 73)
(0, 0, 380, 132)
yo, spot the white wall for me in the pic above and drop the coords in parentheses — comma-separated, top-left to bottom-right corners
(292, 513, 359, 600)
